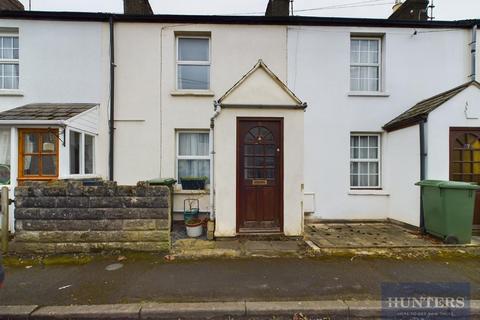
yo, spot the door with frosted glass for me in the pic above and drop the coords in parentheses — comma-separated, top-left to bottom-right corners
(237, 118, 283, 233)
(450, 128, 480, 231)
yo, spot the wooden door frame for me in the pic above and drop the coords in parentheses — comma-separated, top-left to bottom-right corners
(236, 117, 284, 233)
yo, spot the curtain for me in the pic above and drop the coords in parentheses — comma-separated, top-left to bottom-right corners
(179, 133, 209, 156)
(0, 129, 10, 166)
(0, 129, 10, 184)
(178, 160, 210, 180)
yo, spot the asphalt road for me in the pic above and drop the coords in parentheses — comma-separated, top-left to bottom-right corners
(0, 256, 479, 306)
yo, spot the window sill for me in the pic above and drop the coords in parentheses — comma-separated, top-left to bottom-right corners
(61, 174, 102, 180)
(0, 90, 23, 96)
(348, 91, 390, 97)
(171, 90, 215, 97)
(348, 189, 390, 196)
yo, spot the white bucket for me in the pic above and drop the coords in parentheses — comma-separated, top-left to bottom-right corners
(186, 224, 203, 238)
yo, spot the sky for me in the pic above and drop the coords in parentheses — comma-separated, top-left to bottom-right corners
(17, 0, 480, 20)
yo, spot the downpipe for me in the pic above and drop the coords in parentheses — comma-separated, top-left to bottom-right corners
(419, 119, 427, 234)
(209, 101, 222, 222)
(108, 16, 116, 181)
(471, 24, 477, 81)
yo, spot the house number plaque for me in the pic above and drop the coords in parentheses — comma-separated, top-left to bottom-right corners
(252, 179, 268, 185)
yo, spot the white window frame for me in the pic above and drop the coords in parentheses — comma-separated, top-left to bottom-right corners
(175, 36, 211, 91)
(350, 37, 382, 93)
(68, 129, 96, 176)
(350, 133, 382, 189)
(0, 33, 19, 91)
(176, 130, 210, 183)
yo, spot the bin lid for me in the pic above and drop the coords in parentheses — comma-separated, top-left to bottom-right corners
(415, 180, 480, 190)
(147, 178, 177, 186)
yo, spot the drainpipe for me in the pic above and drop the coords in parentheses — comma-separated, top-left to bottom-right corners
(108, 16, 116, 181)
(471, 24, 477, 81)
(419, 119, 427, 233)
(209, 101, 222, 221)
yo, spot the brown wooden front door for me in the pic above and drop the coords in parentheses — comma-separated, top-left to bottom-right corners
(237, 118, 283, 233)
(450, 128, 480, 231)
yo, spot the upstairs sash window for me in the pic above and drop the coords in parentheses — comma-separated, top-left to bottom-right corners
(350, 38, 381, 92)
(0, 35, 19, 90)
(176, 37, 210, 90)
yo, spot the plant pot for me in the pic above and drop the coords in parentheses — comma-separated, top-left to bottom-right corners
(185, 218, 203, 238)
(180, 179, 206, 190)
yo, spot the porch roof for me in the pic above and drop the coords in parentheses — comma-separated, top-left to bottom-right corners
(217, 59, 306, 109)
(0, 103, 97, 124)
(383, 81, 480, 132)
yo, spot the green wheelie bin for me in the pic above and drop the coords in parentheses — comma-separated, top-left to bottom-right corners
(416, 180, 480, 244)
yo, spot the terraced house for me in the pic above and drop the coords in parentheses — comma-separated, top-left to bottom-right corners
(0, 0, 478, 242)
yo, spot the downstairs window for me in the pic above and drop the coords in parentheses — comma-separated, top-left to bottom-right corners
(177, 131, 210, 182)
(350, 134, 381, 188)
(69, 130, 95, 175)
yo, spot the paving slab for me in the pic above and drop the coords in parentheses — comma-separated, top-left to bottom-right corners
(141, 302, 245, 319)
(345, 300, 383, 318)
(472, 300, 480, 316)
(0, 305, 38, 320)
(244, 241, 272, 251)
(214, 240, 242, 250)
(269, 241, 301, 252)
(30, 304, 141, 320)
(246, 300, 348, 317)
(306, 222, 480, 249)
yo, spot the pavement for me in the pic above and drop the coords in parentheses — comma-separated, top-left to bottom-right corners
(0, 255, 479, 318)
(1, 255, 479, 305)
(2, 300, 480, 319)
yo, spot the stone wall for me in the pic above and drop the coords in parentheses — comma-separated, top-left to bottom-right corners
(12, 180, 171, 254)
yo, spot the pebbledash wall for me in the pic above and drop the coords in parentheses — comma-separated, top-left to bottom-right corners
(12, 180, 171, 253)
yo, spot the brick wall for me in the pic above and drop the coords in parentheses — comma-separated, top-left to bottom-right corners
(12, 180, 171, 254)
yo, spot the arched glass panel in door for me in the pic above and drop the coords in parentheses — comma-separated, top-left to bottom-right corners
(243, 126, 276, 180)
(451, 131, 480, 183)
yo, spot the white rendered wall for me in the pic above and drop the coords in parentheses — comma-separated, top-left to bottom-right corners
(0, 19, 109, 231)
(114, 23, 287, 188)
(288, 25, 472, 222)
(0, 19, 110, 181)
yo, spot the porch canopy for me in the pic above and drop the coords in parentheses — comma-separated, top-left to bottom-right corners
(0, 103, 97, 126)
(383, 81, 480, 132)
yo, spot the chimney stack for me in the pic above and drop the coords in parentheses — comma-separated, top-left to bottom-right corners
(392, 0, 403, 12)
(0, 0, 24, 11)
(265, 0, 290, 17)
(123, 0, 153, 15)
(388, 0, 429, 21)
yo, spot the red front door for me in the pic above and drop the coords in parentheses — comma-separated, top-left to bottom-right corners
(236, 118, 283, 233)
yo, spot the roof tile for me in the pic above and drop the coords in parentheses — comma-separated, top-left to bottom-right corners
(383, 81, 480, 132)
(0, 103, 97, 121)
